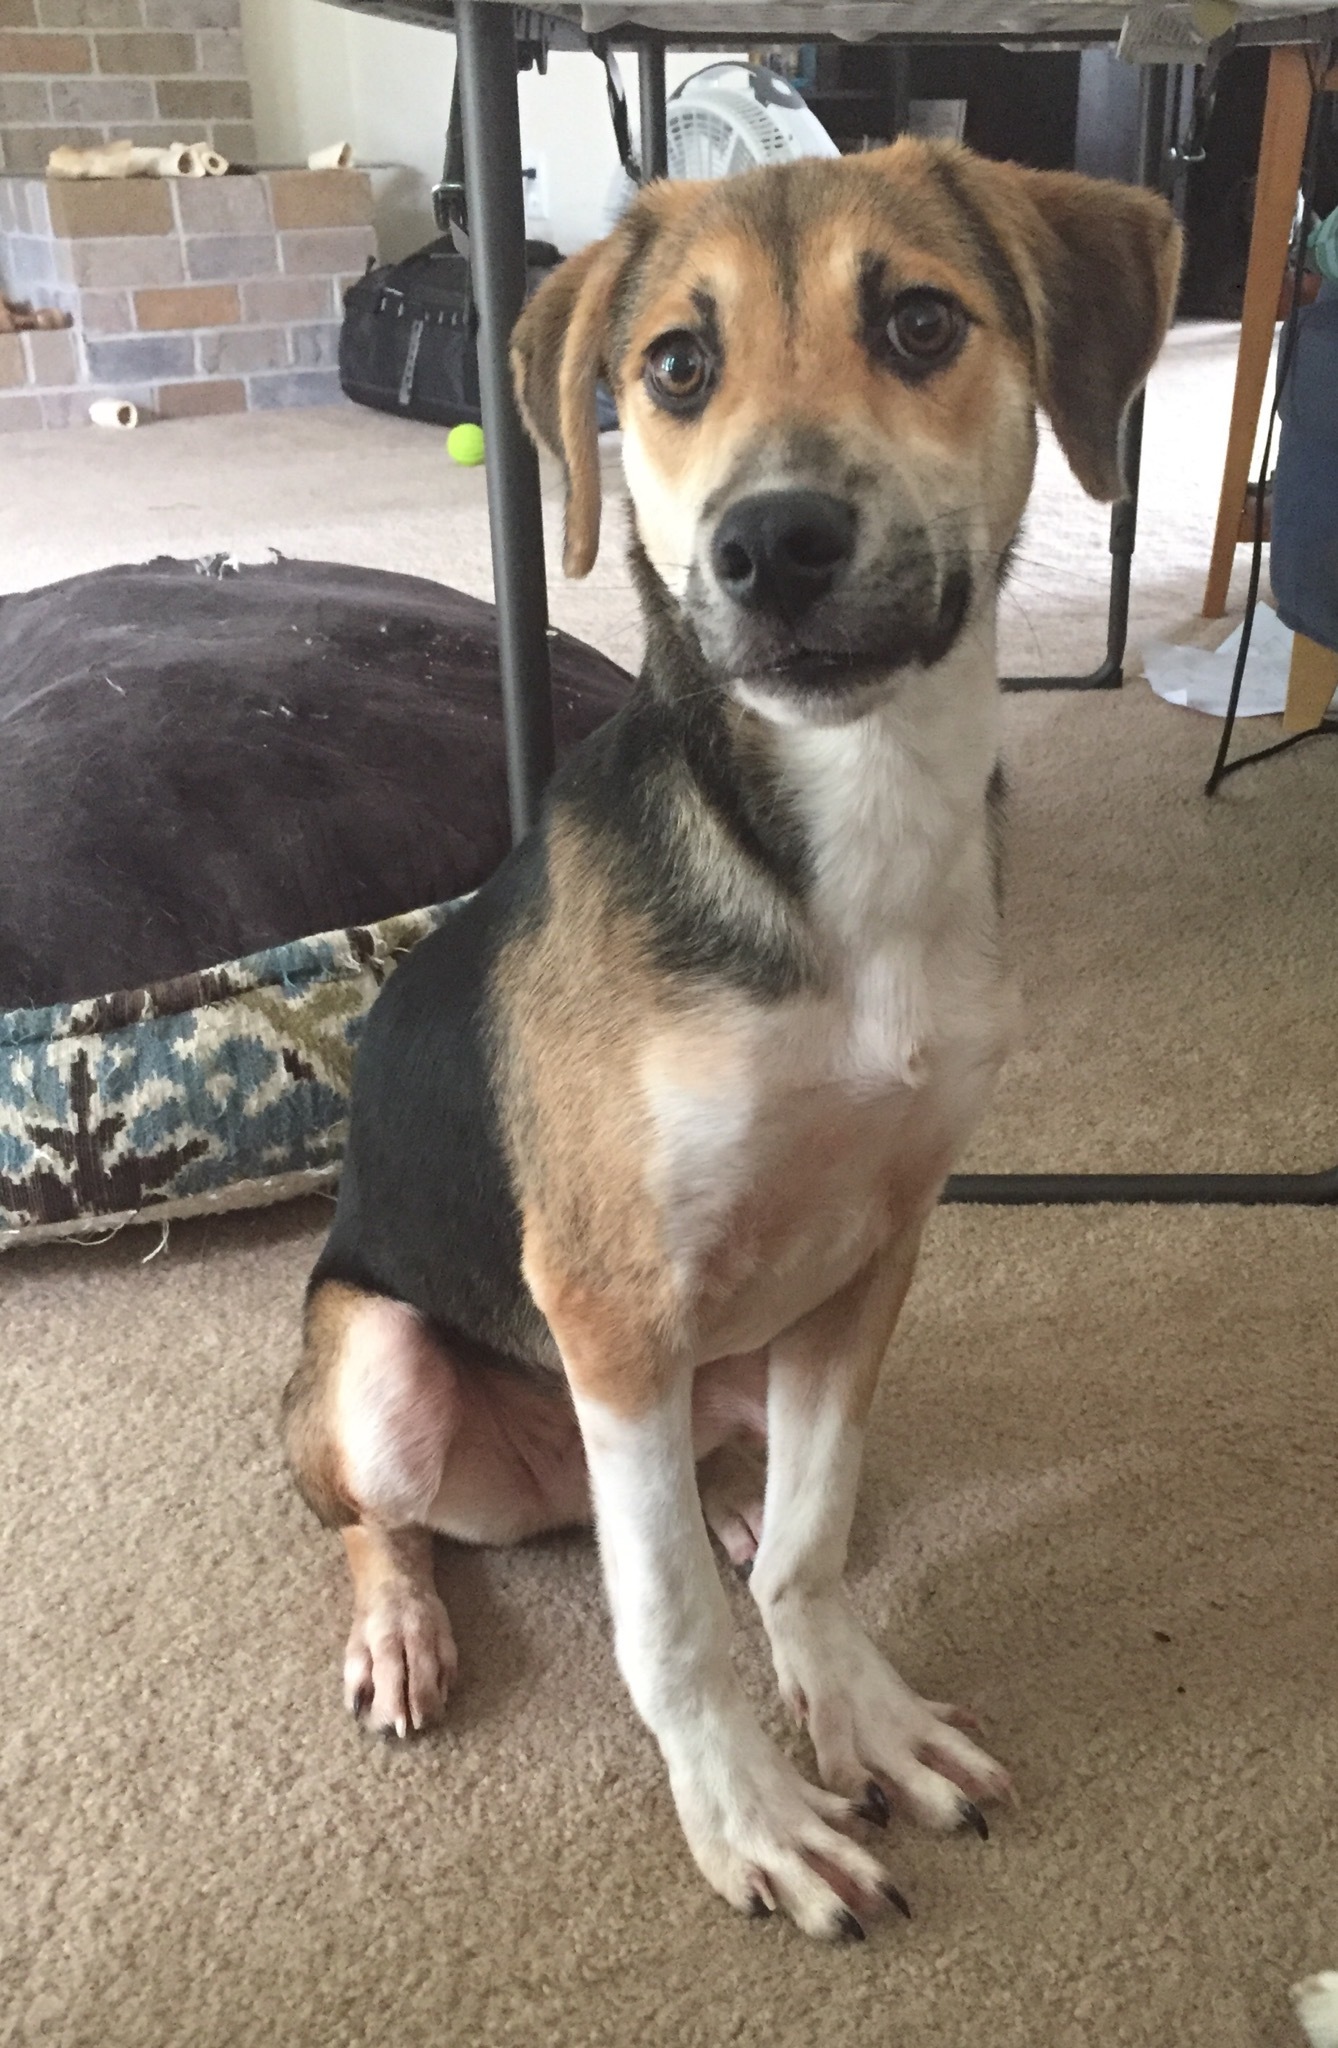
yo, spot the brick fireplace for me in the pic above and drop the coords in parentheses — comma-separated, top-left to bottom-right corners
(0, 1, 376, 427)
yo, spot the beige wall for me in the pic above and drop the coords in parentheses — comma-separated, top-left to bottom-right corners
(241, 0, 453, 259)
(241, 0, 358, 170)
(241, 0, 730, 258)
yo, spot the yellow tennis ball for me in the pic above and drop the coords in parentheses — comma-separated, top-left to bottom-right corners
(447, 423, 485, 466)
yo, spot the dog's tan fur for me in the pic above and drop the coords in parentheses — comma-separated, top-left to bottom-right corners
(283, 1280, 363, 1527)
(515, 142, 1178, 582)
(288, 138, 1181, 1940)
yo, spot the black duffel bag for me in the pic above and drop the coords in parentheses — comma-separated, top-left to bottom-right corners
(339, 38, 635, 433)
(338, 236, 560, 428)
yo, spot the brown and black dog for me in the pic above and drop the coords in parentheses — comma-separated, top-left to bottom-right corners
(283, 140, 1180, 1941)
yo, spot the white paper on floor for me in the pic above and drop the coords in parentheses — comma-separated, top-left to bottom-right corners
(1142, 602, 1295, 718)
(1293, 1971, 1338, 2048)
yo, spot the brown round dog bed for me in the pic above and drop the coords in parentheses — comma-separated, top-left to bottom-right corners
(0, 556, 630, 1245)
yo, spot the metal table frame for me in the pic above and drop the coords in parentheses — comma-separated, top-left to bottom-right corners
(445, 0, 1337, 1206)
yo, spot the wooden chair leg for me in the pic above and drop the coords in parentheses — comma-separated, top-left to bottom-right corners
(1282, 631, 1338, 733)
(1202, 46, 1313, 619)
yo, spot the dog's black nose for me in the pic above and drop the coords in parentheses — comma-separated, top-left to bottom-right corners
(711, 491, 856, 623)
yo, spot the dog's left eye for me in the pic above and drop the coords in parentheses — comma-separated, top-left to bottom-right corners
(885, 291, 964, 369)
(644, 331, 712, 411)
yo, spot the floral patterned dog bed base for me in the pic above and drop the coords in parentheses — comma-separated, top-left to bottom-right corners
(0, 900, 454, 1248)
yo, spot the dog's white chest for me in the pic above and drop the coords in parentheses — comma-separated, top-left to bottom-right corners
(641, 919, 1012, 1356)
(640, 687, 1014, 1355)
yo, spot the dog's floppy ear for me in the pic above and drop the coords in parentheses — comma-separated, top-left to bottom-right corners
(510, 231, 631, 578)
(979, 164, 1182, 501)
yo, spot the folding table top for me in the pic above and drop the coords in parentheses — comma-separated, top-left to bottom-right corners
(320, 0, 1338, 54)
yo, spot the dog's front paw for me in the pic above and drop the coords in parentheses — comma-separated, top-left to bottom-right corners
(768, 1598, 1012, 1834)
(343, 1581, 457, 1739)
(665, 1706, 909, 1941)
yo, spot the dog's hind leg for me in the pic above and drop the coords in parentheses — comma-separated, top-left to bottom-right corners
(283, 1281, 462, 1735)
(693, 1350, 769, 1571)
(341, 1523, 458, 1737)
(698, 1444, 766, 1570)
(285, 1278, 591, 1735)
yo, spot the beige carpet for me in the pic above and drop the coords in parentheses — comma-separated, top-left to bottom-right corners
(2, 324, 1336, 2047)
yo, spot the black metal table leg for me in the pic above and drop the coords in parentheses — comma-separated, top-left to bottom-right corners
(456, 0, 554, 843)
(943, 71, 1338, 1207)
(1002, 389, 1142, 694)
(943, 1165, 1338, 1205)
(450, 26, 1327, 1208)
(1001, 64, 1166, 695)
(639, 33, 669, 178)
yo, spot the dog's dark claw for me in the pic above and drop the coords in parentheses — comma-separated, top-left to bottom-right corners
(857, 1780, 890, 1827)
(879, 1881, 913, 1920)
(747, 1891, 772, 1920)
(351, 1684, 372, 1720)
(735, 1559, 754, 1582)
(960, 1801, 989, 1841)
(836, 1910, 866, 1943)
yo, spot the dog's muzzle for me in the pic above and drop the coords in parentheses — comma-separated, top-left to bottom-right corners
(691, 487, 972, 714)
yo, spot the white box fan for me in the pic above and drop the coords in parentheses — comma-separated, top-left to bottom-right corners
(604, 62, 838, 231)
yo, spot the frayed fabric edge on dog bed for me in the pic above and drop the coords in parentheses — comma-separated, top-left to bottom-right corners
(0, 898, 463, 1250)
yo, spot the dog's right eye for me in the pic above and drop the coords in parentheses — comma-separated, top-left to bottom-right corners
(883, 290, 966, 374)
(644, 331, 712, 413)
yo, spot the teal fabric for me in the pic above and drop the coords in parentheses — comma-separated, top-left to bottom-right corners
(0, 900, 455, 1244)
